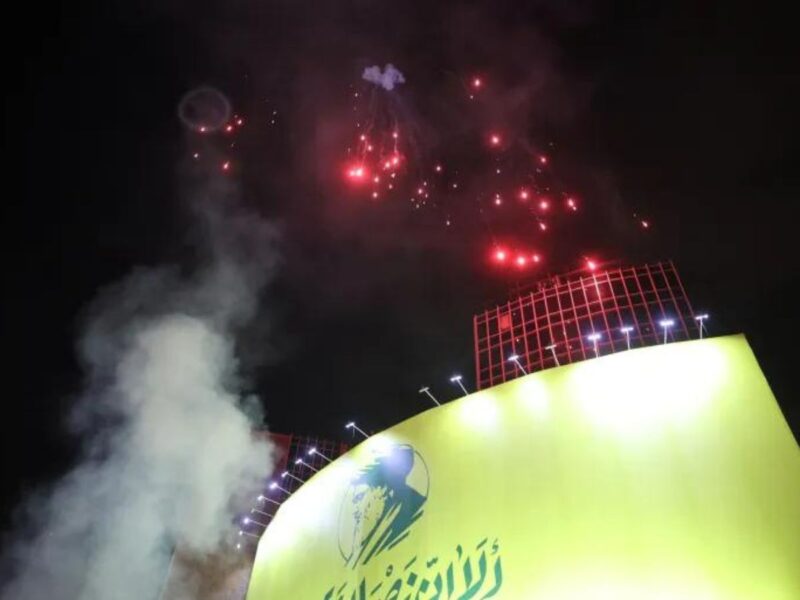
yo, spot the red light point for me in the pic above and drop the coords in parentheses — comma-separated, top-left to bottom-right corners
(472, 77, 482, 89)
(586, 259, 598, 271)
(489, 134, 501, 147)
(539, 199, 550, 211)
(539, 222, 547, 231)
(434, 164, 443, 173)
(236, 118, 243, 126)
(539, 155, 548, 165)
(641, 220, 650, 229)
(346, 164, 368, 182)
(519, 189, 529, 201)
(532, 254, 541, 263)
(222, 161, 231, 171)
(516, 255, 527, 267)
(494, 249, 507, 263)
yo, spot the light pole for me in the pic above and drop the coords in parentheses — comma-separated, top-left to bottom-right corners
(242, 516, 268, 528)
(250, 508, 273, 519)
(295, 458, 319, 473)
(419, 386, 441, 406)
(659, 319, 675, 344)
(345, 421, 369, 439)
(280, 471, 304, 485)
(545, 344, 559, 366)
(694, 314, 709, 339)
(238, 530, 259, 539)
(508, 354, 528, 375)
(257, 494, 281, 506)
(268, 481, 291, 495)
(449, 375, 469, 396)
(586, 333, 602, 358)
(308, 447, 333, 464)
(620, 326, 633, 350)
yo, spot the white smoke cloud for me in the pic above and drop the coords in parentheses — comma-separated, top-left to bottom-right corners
(362, 63, 406, 91)
(0, 177, 279, 599)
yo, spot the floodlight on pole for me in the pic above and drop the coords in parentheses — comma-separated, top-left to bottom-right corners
(659, 319, 675, 344)
(694, 313, 709, 339)
(620, 326, 634, 350)
(586, 333, 602, 358)
(281, 471, 304, 484)
(238, 530, 259, 539)
(507, 354, 528, 375)
(257, 494, 281, 506)
(419, 386, 441, 406)
(250, 508, 273, 519)
(294, 458, 319, 473)
(308, 447, 333, 464)
(242, 516, 268, 528)
(345, 421, 369, 439)
(268, 481, 291, 495)
(544, 344, 559, 366)
(449, 375, 469, 396)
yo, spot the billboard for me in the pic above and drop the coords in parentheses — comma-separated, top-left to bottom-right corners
(246, 335, 800, 599)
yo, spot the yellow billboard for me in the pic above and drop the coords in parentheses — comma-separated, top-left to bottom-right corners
(247, 335, 800, 599)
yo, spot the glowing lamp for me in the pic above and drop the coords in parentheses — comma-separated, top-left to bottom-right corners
(419, 386, 441, 406)
(545, 343, 560, 366)
(586, 332, 602, 358)
(508, 354, 528, 375)
(620, 326, 634, 350)
(659, 319, 675, 344)
(308, 447, 332, 464)
(450, 375, 469, 396)
(345, 421, 369, 439)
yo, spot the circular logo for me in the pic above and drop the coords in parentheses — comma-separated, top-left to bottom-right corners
(337, 444, 429, 567)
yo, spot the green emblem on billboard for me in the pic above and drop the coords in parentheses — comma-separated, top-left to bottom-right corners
(338, 444, 429, 567)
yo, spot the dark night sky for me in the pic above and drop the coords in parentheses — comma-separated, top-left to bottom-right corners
(2, 0, 798, 528)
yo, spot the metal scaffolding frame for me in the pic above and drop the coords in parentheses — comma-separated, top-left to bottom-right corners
(473, 261, 697, 390)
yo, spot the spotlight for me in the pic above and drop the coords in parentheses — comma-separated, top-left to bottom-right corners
(268, 481, 291, 495)
(449, 375, 469, 396)
(281, 471, 304, 484)
(620, 326, 634, 350)
(544, 343, 559, 366)
(694, 313, 709, 339)
(243, 516, 268, 528)
(659, 319, 675, 344)
(345, 421, 369, 439)
(586, 333, 602, 358)
(294, 458, 319, 473)
(507, 354, 528, 375)
(419, 386, 441, 406)
(308, 447, 333, 464)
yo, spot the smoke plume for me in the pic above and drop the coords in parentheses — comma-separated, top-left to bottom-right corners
(362, 63, 406, 91)
(0, 172, 279, 599)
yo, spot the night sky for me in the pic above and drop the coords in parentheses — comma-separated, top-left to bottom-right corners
(3, 0, 798, 529)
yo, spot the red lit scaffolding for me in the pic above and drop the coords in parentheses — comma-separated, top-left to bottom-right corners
(473, 261, 699, 390)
